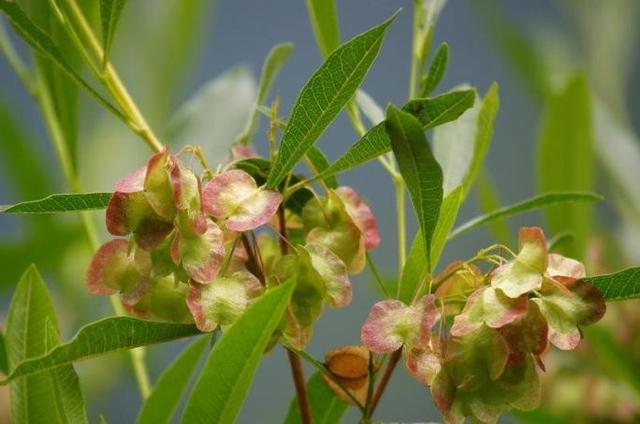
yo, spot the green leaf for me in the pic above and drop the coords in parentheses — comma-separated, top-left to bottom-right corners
(6, 265, 88, 423)
(266, 13, 396, 188)
(99, 0, 126, 66)
(0, 330, 8, 375)
(316, 90, 476, 181)
(306, 146, 339, 189)
(461, 83, 499, 198)
(420, 42, 449, 96)
(430, 185, 464, 270)
(537, 74, 594, 258)
(398, 186, 463, 302)
(320, 122, 388, 178)
(17, 0, 94, 175)
(282, 372, 348, 424)
(43, 320, 89, 424)
(1, 317, 201, 384)
(584, 267, 640, 302)
(399, 231, 426, 303)
(237, 42, 294, 145)
(166, 66, 256, 166)
(403, 89, 476, 130)
(449, 192, 603, 240)
(433, 84, 499, 197)
(0, 0, 124, 119)
(305, 0, 340, 58)
(386, 104, 443, 272)
(181, 280, 296, 423)
(0, 192, 112, 214)
(137, 337, 209, 424)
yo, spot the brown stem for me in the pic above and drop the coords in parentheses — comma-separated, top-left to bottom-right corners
(240, 233, 265, 285)
(277, 206, 289, 255)
(367, 348, 402, 418)
(286, 347, 312, 423)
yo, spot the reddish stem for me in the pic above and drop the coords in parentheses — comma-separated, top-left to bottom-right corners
(287, 348, 312, 424)
(367, 348, 402, 418)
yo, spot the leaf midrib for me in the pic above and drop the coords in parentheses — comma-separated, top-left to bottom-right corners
(271, 28, 387, 186)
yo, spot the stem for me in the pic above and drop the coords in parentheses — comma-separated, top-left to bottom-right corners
(394, 176, 407, 284)
(286, 348, 313, 424)
(240, 233, 266, 285)
(110, 296, 152, 398)
(367, 349, 402, 419)
(62, 0, 163, 153)
(277, 207, 312, 422)
(6, 18, 154, 399)
(0, 20, 33, 93)
(408, 0, 422, 99)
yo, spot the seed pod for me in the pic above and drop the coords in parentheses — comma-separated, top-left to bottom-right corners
(322, 346, 374, 406)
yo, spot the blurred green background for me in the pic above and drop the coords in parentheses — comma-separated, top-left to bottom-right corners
(1, 0, 639, 422)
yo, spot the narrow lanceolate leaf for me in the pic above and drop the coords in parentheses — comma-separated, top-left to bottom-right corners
(398, 186, 463, 303)
(420, 42, 449, 96)
(403, 89, 476, 130)
(430, 185, 464, 270)
(584, 267, 640, 302)
(99, 0, 126, 65)
(399, 231, 426, 303)
(386, 105, 443, 271)
(267, 14, 396, 188)
(237, 42, 294, 145)
(0, 193, 112, 214)
(449, 192, 603, 240)
(6, 265, 88, 423)
(461, 83, 499, 198)
(1, 317, 201, 384)
(433, 83, 499, 199)
(537, 74, 594, 258)
(316, 90, 476, 181)
(181, 280, 296, 424)
(137, 337, 209, 424)
(0, 331, 7, 375)
(283, 372, 348, 424)
(306, 146, 339, 189)
(305, 0, 341, 58)
(0, 0, 124, 118)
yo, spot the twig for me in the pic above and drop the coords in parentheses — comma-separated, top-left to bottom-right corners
(286, 348, 312, 424)
(367, 348, 402, 419)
